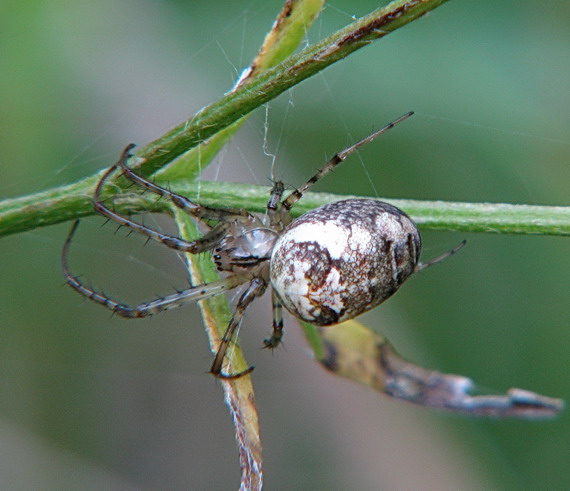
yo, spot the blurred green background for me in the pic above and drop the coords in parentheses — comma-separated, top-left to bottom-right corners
(1, 1, 569, 489)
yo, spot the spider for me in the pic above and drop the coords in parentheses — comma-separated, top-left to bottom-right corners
(62, 111, 464, 379)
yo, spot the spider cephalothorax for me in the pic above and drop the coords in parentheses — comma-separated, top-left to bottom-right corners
(213, 226, 278, 275)
(62, 111, 463, 378)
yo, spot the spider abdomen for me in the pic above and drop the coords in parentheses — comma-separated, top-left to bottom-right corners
(270, 199, 421, 326)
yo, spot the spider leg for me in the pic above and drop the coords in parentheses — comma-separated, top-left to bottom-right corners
(92, 145, 259, 254)
(192, 222, 232, 252)
(117, 144, 254, 222)
(263, 290, 284, 349)
(210, 278, 268, 379)
(62, 220, 252, 317)
(281, 111, 414, 211)
(266, 181, 287, 228)
(415, 240, 467, 272)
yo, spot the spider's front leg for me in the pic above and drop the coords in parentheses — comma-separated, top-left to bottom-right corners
(117, 144, 254, 221)
(210, 278, 268, 379)
(93, 145, 257, 255)
(62, 220, 253, 317)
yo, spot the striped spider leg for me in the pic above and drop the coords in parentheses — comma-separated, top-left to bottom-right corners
(63, 145, 280, 379)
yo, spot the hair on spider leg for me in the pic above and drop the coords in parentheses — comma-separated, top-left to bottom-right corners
(263, 336, 287, 352)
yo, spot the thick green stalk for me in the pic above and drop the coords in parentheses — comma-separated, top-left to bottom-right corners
(2, 179, 568, 238)
(168, 181, 570, 236)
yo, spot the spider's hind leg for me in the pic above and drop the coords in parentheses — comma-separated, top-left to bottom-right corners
(415, 240, 467, 272)
(281, 112, 414, 211)
(263, 290, 284, 349)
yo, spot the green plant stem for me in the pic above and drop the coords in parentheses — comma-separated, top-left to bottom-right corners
(163, 181, 570, 236)
(3, 178, 568, 237)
